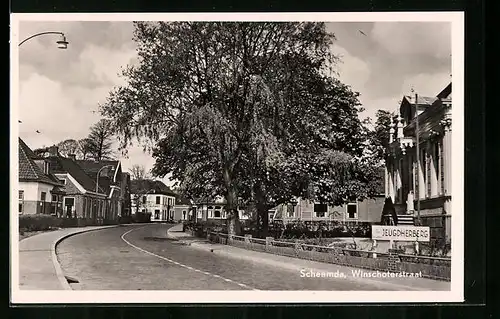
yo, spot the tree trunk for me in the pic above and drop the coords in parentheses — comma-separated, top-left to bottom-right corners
(254, 182, 269, 238)
(223, 167, 242, 235)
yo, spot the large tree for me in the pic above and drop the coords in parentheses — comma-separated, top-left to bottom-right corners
(56, 139, 79, 157)
(129, 164, 151, 181)
(129, 164, 152, 214)
(86, 119, 115, 161)
(101, 22, 377, 235)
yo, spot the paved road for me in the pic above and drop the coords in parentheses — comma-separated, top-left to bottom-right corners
(56, 224, 424, 290)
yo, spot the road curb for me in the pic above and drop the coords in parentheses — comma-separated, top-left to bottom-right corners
(51, 224, 134, 290)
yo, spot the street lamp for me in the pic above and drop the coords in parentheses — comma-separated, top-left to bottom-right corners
(19, 31, 69, 49)
(96, 165, 115, 193)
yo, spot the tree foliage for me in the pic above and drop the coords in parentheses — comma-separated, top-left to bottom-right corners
(129, 164, 151, 181)
(100, 22, 380, 235)
(86, 119, 115, 161)
(56, 139, 79, 157)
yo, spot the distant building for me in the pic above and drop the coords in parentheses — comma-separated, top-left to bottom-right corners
(268, 196, 385, 224)
(385, 83, 452, 241)
(174, 194, 192, 221)
(130, 179, 176, 222)
(43, 146, 111, 222)
(76, 159, 131, 219)
(191, 196, 250, 223)
(268, 167, 386, 224)
(18, 138, 65, 215)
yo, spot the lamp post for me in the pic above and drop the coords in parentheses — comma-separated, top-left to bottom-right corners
(19, 31, 69, 49)
(96, 165, 115, 193)
(94, 165, 114, 224)
(413, 91, 421, 226)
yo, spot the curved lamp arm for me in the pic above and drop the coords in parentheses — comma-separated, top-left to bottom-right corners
(95, 165, 115, 193)
(19, 31, 69, 48)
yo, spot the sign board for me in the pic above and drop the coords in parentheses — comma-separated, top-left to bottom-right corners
(371, 225, 430, 242)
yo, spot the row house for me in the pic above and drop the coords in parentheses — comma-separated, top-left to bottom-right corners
(192, 196, 250, 222)
(43, 147, 111, 223)
(130, 179, 177, 222)
(268, 167, 386, 224)
(174, 195, 192, 221)
(19, 139, 112, 222)
(385, 83, 452, 241)
(268, 196, 385, 224)
(18, 138, 65, 215)
(76, 159, 132, 220)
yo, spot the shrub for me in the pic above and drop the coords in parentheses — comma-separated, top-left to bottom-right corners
(19, 214, 62, 232)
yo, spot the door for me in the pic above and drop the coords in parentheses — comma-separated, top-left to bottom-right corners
(64, 198, 75, 218)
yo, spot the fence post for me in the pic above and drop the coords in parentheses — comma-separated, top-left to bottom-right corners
(244, 234, 252, 248)
(372, 239, 377, 258)
(265, 237, 273, 251)
(388, 249, 401, 272)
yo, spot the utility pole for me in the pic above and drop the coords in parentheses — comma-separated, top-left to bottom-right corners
(414, 92, 421, 225)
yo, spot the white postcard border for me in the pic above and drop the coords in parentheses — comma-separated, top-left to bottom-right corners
(10, 11, 465, 304)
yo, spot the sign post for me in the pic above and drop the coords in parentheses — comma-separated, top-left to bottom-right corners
(372, 225, 430, 242)
(372, 225, 430, 254)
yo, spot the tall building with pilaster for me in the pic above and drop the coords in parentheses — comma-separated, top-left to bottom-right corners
(385, 83, 452, 242)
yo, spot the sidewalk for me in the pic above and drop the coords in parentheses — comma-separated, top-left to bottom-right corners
(167, 224, 450, 291)
(18, 225, 120, 290)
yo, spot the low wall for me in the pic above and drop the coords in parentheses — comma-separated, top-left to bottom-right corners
(207, 232, 451, 281)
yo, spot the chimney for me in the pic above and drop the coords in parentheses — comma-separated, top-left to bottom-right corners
(68, 154, 76, 161)
(48, 145, 59, 157)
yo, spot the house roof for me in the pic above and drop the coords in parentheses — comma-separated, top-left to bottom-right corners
(175, 194, 192, 206)
(130, 179, 176, 196)
(76, 160, 124, 195)
(45, 156, 105, 194)
(403, 95, 437, 106)
(18, 138, 63, 186)
(75, 160, 120, 177)
(437, 82, 452, 99)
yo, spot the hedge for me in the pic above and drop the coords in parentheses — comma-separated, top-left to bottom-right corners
(19, 214, 120, 231)
(19, 214, 62, 231)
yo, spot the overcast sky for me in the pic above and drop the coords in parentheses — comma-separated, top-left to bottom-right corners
(17, 20, 451, 186)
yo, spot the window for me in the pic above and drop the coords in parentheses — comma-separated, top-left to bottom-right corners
(214, 210, 221, 218)
(156, 196, 161, 204)
(18, 190, 24, 214)
(83, 198, 87, 218)
(408, 154, 414, 192)
(425, 149, 432, 197)
(154, 210, 160, 219)
(314, 203, 327, 218)
(208, 206, 213, 218)
(41, 192, 46, 201)
(287, 204, 294, 218)
(347, 203, 358, 219)
(52, 194, 57, 202)
(420, 148, 427, 198)
(59, 178, 66, 185)
(182, 210, 187, 220)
